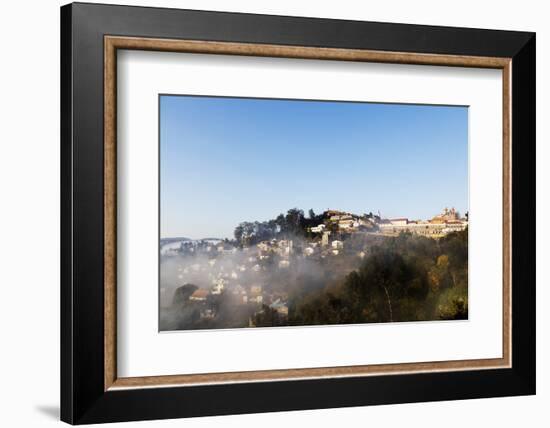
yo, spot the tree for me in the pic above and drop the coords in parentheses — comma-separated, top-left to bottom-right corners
(285, 208, 305, 235)
(290, 232, 442, 326)
(437, 286, 468, 320)
(172, 283, 198, 306)
(234, 223, 244, 245)
(428, 255, 451, 292)
(254, 305, 285, 327)
(275, 213, 286, 234)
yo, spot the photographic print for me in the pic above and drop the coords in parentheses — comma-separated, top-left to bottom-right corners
(159, 95, 469, 331)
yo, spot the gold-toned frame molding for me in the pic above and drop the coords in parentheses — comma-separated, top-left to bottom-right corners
(104, 36, 512, 391)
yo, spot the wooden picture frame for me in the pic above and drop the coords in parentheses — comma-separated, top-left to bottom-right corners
(61, 2, 535, 424)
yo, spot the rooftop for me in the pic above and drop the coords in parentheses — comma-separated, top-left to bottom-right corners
(191, 289, 209, 299)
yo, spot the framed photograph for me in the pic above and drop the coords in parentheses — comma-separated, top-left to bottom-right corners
(60, 2, 535, 424)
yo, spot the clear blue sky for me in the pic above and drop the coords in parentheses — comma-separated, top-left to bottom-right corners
(160, 95, 468, 239)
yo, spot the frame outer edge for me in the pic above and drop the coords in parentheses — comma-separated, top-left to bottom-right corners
(503, 60, 512, 368)
(510, 33, 536, 392)
(63, 3, 536, 423)
(60, 3, 75, 424)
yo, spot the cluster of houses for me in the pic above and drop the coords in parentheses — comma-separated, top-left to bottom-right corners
(187, 279, 289, 322)
(310, 210, 372, 234)
(307, 207, 467, 239)
(257, 239, 294, 268)
(164, 207, 467, 323)
(377, 207, 468, 237)
(172, 246, 291, 321)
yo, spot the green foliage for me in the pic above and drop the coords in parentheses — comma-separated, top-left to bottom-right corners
(254, 304, 286, 327)
(289, 229, 468, 325)
(436, 285, 468, 320)
(234, 207, 327, 246)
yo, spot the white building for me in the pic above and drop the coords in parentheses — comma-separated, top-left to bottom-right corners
(338, 219, 360, 230)
(211, 278, 225, 295)
(304, 247, 315, 256)
(269, 299, 289, 316)
(390, 218, 409, 226)
(250, 284, 262, 294)
(378, 218, 467, 237)
(442, 220, 468, 234)
(200, 309, 215, 319)
(310, 224, 326, 233)
(278, 240, 293, 256)
(257, 241, 270, 252)
(279, 260, 290, 269)
(332, 240, 344, 249)
(248, 294, 263, 304)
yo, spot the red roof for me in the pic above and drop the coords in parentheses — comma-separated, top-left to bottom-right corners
(191, 289, 209, 298)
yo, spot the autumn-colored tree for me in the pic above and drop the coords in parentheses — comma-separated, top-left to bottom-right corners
(428, 254, 451, 292)
(290, 229, 467, 326)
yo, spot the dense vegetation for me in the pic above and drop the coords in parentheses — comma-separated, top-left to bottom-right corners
(233, 207, 378, 247)
(288, 229, 468, 325)
(233, 208, 319, 246)
(161, 223, 468, 331)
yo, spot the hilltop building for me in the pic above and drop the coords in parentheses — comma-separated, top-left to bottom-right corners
(430, 207, 460, 223)
(378, 208, 467, 238)
(389, 218, 408, 226)
(310, 224, 326, 233)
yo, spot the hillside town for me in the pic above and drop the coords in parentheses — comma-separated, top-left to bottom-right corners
(160, 207, 468, 330)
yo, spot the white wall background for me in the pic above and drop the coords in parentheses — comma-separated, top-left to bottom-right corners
(0, 0, 546, 426)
